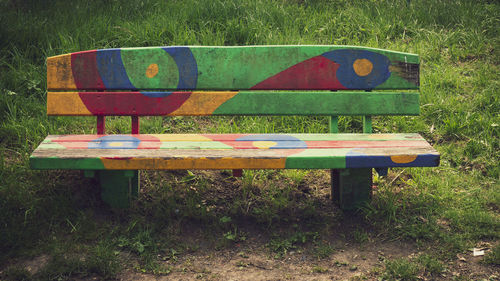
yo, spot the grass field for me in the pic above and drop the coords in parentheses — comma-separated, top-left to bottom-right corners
(0, 0, 499, 280)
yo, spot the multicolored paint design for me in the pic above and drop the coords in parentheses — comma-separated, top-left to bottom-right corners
(46, 91, 420, 116)
(47, 46, 420, 116)
(37, 46, 435, 174)
(30, 133, 440, 170)
(47, 46, 419, 91)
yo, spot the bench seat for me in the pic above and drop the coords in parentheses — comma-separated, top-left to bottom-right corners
(30, 133, 439, 170)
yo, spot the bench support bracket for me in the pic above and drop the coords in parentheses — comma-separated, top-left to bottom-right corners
(98, 170, 139, 208)
(331, 168, 372, 210)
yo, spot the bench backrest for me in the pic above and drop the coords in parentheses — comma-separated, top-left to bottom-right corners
(46, 46, 420, 133)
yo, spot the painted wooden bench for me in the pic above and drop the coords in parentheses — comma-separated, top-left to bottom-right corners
(30, 46, 440, 209)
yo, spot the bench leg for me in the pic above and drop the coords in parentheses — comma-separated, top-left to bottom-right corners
(99, 170, 139, 208)
(331, 168, 372, 210)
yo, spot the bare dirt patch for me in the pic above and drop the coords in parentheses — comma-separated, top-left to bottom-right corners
(119, 239, 416, 281)
(20, 255, 49, 275)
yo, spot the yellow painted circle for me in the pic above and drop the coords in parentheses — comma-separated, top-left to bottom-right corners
(353, 59, 373, 76)
(146, 63, 159, 78)
(109, 142, 124, 147)
(253, 141, 277, 149)
(390, 155, 417, 164)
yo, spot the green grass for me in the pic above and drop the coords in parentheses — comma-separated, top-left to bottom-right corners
(0, 0, 499, 279)
(483, 244, 500, 266)
(381, 254, 445, 280)
(382, 258, 421, 281)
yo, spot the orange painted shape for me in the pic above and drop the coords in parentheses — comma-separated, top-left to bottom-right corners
(47, 92, 92, 115)
(101, 157, 286, 170)
(47, 54, 77, 90)
(353, 59, 373, 77)
(390, 155, 418, 164)
(170, 91, 239, 115)
(146, 63, 159, 78)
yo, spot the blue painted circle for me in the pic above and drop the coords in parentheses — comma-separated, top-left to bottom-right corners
(96, 49, 137, 90)
(321, 50, 391, 89)
(162, 47, 198, 90)
(96, 47, 198, 94)
(89, 135, 141, 149)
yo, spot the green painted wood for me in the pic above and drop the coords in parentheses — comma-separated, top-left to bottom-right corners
(363, 116, 372, 133)
(99, 170, 139, 208)
(329, 116, 339, 133)
(29, 156, 105, 170)
(121, 48, 179, 90)
(335, 168, 372, 210)
(329, 112, 340, 205)
(189, 46, 419, 90)
(49, 46, 420, 91)
(83, 170, 96, 178)
(284, 151, 347, 169)
(213, 92, 420, 116)
(40, 45, 429, 211)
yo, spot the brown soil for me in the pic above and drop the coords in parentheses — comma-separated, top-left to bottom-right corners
(117, 240, 499, 281)
(119, 169, 499, 280)
(3, 170, 499, 280)
(120, 240, 414, 281)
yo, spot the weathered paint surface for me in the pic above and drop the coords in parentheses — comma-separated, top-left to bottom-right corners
(99, 170, 139, 208)
(47, 46, 419, 91)
(333, 168, 372, 210)
(30, 133, 440, 170)
(46, 91, 419, 116)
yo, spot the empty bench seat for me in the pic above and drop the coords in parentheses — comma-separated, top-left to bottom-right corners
(31, 133, 438, 170)
(31, 45, 439, 209)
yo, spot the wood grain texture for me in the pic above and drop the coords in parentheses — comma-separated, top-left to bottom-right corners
(47, 54, 76, 90)
(30, 146, 439, 170)
(131, 116, 139, 134)
(363, 116, 372, 133)
(329, 116, 339, 133)
(39, 46, 434, 174)
(30, 133, 439, 170)
(97, 116, 105, 134)
(334, 168, 372, 210)
(41, 133, 427, 142)
(47, 46, 419, 91)
(46, 91, 420, 116)
(36, 133, 432, 149)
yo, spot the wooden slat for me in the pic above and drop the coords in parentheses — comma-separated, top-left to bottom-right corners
(131, 116, 139, 134)
(47, 91, 419, 116)
(97, 116, 105, 134)
(363, 116, 372, 133)
(47, 46, 419, 91)
(30, 146, 439, 170)
(41, 133, 427, 142)
(36, 139, 431, 150)
(30, 133, 439, 170)
(329, 116, 339, 133)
